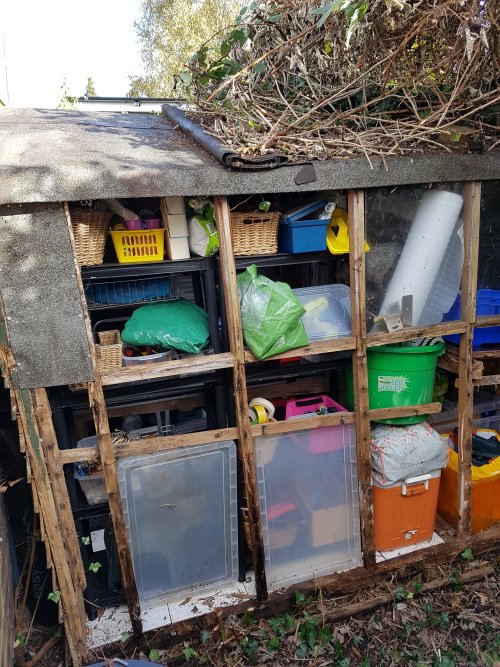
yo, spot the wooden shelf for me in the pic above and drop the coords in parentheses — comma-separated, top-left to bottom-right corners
(475, 315, 500, 329)
(100, 352, 234, 386)
(244, 337, 356, 363)
(367, 321, 466, 348)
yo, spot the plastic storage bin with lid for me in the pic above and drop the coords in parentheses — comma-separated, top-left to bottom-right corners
(438, 415, 500, 533)
(345, 340, 445, 424)
(443, 289, 500, 348)
(117, 441, 238, 605)
(292, 284, 351, 341)
(279, 200, 331, 253)
(74, 426, 172, 505)
(254, 424, 361, 590)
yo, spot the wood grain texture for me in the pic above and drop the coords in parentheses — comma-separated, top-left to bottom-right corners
(15, 388, 87, 664)
(244, 337, 356, 362)
(31, 388, 86, 591)
(348, 189, 375, 569)
(367, 321, 466, 347)
(214, 196, 268, 600)
(64, 203, 142, 637)
(101, 352, 234, 386)
(456, 182, 481, 541)
(60, 427, 241, 463)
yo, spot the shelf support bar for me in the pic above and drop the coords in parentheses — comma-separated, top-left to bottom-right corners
(214, 196, 268, 600)
(457, 182, 481, 542)
(348, 189, 376, 569)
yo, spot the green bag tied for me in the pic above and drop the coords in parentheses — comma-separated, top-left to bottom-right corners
(122, 299, 210, 354)
(237, 264, 308, 359)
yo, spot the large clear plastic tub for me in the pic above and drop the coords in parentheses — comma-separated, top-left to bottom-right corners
(117, 441, 238, 606)
(254, 424, 361, 590)
(292, 284, 351, 341)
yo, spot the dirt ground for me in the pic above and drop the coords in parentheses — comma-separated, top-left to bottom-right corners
(18, 548, 499, 667)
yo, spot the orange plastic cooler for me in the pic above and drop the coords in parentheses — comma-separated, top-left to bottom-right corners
(373, 470, 441, 551)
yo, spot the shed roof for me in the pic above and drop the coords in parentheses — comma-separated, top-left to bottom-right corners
(0, 108, 498, 205)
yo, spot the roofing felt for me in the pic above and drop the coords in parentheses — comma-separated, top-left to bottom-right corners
(0, 107, 498, 205)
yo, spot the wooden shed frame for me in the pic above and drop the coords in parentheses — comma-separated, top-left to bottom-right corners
(0, 109, 499, 664)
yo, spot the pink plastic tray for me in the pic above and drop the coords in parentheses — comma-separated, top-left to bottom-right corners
(285, 395, 348, 454)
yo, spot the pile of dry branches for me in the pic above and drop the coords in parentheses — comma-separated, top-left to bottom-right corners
(185, 0, 500, 161)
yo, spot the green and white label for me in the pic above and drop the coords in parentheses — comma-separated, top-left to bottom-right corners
(378, 375, 409, 393)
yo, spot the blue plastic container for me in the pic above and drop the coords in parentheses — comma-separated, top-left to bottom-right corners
(443, 289, 500, 348)
(279, 200, 330, 253)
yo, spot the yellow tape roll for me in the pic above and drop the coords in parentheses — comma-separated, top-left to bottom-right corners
(252, 404, 268, 424)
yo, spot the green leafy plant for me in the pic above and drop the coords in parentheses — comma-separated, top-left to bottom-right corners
(88, 561, 102, 574)
(461, 547, 474, 561)
(81, 536, 91, 546)
(258, 200, 271, 212)
(47, 590, 61, 604)
(149, 648, 161, 662)
(183, 646, 199, 661)
(395, 584, 408, 600)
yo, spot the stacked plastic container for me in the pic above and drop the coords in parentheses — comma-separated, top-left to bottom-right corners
(292, 285, 352, 340)
(254, 397, 361, 589)
(117, 441, 238, 605)
(443, 289, 500, 348)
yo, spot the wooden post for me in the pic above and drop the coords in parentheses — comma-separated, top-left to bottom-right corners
(30, 388, 86, 592)
(64, 204, 142, 635)
(15, 388, 88, 664)
(456, 182, 481, 542)
(213, 196, 268, 600)
(348, 189, 376, 569)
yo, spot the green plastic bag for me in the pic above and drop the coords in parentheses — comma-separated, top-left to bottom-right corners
(122, 299, 209, 354)
(237, 265, 308, 359)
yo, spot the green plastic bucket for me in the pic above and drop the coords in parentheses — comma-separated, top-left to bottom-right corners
(345, 341, 445, 425)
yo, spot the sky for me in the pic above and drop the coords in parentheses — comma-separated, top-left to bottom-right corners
(0, 0, 144, 108)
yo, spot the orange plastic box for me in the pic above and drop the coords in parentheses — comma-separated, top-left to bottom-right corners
(438, 449, 500, 533)
(373, 470, 441, 551)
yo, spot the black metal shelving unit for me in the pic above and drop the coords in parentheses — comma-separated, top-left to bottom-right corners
(81, 256, 222, 353)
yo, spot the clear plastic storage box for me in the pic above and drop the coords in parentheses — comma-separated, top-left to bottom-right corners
(117, 441, 238, 606)
(254, 424, 361, 589)
(292, 284, 351, 341)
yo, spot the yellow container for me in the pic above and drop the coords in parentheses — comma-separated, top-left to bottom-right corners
(110, 229, 165, 263)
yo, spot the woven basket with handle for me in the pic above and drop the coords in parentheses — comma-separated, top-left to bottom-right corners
(95, 330, 122, 374)
(230, 211, 280, 256)
(70, 209, 113, 266)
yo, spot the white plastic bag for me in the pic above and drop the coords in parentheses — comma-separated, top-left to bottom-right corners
(371, 422, 448, 485)
(187, 199, 219, 257)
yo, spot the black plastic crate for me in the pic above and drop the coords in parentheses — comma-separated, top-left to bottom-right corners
(75, 511, 125, 620)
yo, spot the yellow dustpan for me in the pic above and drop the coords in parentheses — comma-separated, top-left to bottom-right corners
(326, 208, 370, 255)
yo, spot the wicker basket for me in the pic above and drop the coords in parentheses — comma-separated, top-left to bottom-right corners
(230, 211, 280, 256)
(70, 209, 113, 266)
(95, 330, 122, 374)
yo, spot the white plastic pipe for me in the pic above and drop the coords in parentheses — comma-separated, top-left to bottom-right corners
(378, 190, 463, 326)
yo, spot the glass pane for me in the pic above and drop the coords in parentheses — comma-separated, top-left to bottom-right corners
(476, 181, 500, 339)
(365, 184, 465, 331)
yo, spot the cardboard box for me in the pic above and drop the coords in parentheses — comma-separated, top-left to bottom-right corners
(163, 196, 186, 215)
(166, 235, 190, 260)
(166, 213, 188, 238)
(311, 506, 349, 547)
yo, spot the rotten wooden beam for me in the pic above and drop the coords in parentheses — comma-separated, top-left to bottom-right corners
(64, 204, 143, 637)
(100, 352, 234, 386)
(348, 189, 376, 569)
(214, 195, 268, 601)
(244, 336, 356, 362)
(367, 321, 467, 348)
(456, 182, 481, 542)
